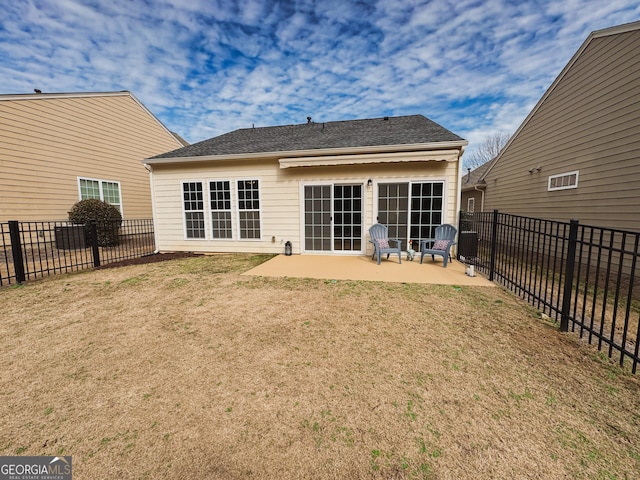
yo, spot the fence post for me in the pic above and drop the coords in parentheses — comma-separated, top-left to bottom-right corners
(8, 221, 26, 283)
(560, 219, 579, 332)
(90, 221, 101, 267)
(489, 209, 499, 281)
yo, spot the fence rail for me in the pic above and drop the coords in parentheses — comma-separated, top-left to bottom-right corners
(459, 211, 640, 373)
(1, 219, 156, 286)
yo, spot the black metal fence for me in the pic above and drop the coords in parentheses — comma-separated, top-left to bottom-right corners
(1, 219, 156, 286)
(459, 211, 640, 373)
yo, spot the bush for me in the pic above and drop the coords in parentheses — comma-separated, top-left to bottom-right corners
(68, 199, 122, 247)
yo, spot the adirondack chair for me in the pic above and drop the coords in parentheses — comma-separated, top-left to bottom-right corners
(420, 224, 457, 268)
(368, 223, 402, 265)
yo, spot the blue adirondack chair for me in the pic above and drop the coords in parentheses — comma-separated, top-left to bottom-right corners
(369, 223, 402, 265)
(420, 224, 457, 268)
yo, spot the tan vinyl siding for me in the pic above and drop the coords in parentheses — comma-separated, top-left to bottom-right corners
(151, 157, 459, 254)
(483, 28, 640, 232)
(0, 93, 183, 221)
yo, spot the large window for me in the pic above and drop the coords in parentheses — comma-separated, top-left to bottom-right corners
(237, 179, 261, 239)
(182, 181, 205, 239)
(78, 177, 122, 213)
(209, 180, 232, 239)
(377, 181, 444, 247)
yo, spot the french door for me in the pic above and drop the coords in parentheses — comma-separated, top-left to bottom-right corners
(304, 184, 363, 253)
(377, 181, 444, 248)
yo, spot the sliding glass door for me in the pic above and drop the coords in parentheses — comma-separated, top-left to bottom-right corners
(377, 181, 444, 247)
(304, 183, 363, 253)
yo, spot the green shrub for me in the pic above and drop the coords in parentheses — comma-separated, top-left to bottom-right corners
(68, 199, 122, 247)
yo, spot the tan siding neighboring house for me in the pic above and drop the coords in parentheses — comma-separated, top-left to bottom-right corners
(0, 91, 185, 221)
(479, 21, 640, 232)
(146, 115, 467, 256)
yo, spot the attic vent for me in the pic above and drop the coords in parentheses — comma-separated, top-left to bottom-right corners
(383, 116, 389, 121)
(307, 116, 312, 124)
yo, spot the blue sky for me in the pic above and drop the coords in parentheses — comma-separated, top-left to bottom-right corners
(1, 0, 639, 163)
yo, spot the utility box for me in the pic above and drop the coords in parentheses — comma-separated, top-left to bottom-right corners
(55, 225, 86, 250)
(458, 231, 478, 258)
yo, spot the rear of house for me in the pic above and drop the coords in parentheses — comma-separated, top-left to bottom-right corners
(479, 21, 640, 232)
(0, 91, 185, 221)
(146, 115, 467, 256)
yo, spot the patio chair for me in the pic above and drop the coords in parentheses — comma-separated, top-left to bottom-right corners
(369, 223, 402, 265)
(420, 224, 457, 268)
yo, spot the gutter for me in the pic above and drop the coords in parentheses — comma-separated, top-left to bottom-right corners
(474, 185, 485, 212)
(144, 140, 469, 166)
(144, 163, 160, 254)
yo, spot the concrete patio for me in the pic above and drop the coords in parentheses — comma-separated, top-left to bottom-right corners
(243, 254, 495, 286)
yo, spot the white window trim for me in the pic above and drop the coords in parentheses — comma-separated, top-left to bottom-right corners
(77, 177, 123, 215)
(236, 178, 263, 241)
(548, 170, 579, 191)
(208, 178, 234, 241)
(181, 180, 207, 240)
(467, 197, 475, 213)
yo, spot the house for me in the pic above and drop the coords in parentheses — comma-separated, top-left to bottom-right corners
(145, 115, 467, 255)
(0, 91, 186, 221)
(476, 20, 640, 232)
(460, 161, 491, 214)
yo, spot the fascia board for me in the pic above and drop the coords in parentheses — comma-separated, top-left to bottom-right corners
(144, 140, 468, 165)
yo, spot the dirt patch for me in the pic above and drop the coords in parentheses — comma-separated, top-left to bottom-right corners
(96, 251, 203, 269)
(0, 254, 638, 479)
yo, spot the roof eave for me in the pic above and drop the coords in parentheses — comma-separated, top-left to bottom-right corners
(144, 140, 468, 165)
(0, 90, 133, 101)
(461, 183, 487, 192)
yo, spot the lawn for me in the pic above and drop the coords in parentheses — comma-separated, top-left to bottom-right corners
(1, 254, 638, 479)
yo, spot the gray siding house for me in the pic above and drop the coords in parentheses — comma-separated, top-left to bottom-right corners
(477, 21, 640, 232)
(460, 162, 491, 214)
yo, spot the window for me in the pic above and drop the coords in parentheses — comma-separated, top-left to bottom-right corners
(467, 197, 475, 213)
(237, 179, 261, 239)
(209, 180, 233, 239)
(548, 171, 579, 191)
(78, 177, 122, 213)
(182, 181, 205, 239)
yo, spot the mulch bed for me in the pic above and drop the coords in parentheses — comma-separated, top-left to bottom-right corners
(96, 252, 203, 269)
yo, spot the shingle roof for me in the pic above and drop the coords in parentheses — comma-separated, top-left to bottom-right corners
(461, 161, 491, 190)
(151, 114, 465, 159)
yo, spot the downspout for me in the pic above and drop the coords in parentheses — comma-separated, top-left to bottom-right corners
(455, 146, 466, 227)
(144, 163, 160, 254)
(474, 185, 485, 212)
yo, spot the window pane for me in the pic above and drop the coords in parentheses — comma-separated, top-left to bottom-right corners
(183, 181, 205, 239)
(101, 181, 121, 205)
(80, 179, 100, 200)
(210, 180, 232, 239)
(237, 179, 260, 239)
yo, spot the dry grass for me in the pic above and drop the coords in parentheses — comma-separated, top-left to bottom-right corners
(1, 254, 639, 479)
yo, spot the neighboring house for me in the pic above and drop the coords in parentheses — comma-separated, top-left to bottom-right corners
(145, 115, 467, 255)
(477, 20, 640, 232)
(460, 161, 491, 214)
(0, 91, 186, 221)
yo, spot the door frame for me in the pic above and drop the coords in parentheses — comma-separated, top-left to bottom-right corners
(372, 177, 449, 247)
(299, 181, 367, 255)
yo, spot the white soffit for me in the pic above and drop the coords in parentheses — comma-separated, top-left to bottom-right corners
(279, 149, 459, 168)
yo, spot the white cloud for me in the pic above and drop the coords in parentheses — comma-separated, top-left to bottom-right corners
(1, 0, 638, 148)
